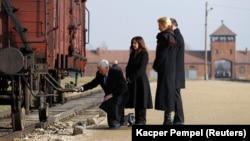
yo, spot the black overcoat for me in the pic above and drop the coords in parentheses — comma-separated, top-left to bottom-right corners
(125, 50, 153, 109)
(82, 67, 128, 118)
(153, 29, 177, 111)
(174, 28, 185, 89)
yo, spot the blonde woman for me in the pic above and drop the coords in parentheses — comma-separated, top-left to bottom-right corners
(153, 17, 177, 125)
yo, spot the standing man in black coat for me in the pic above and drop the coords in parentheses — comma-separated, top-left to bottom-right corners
(171, 18, 185, 125)
(76, 59, 129, 129)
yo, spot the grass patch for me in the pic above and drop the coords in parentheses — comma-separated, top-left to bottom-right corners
(0, 106, 10, 112)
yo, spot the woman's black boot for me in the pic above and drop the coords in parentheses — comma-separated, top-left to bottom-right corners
(163, 112, 173, 125)
(128, 113, 135, 126)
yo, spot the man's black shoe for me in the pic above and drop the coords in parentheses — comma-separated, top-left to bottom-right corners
(173, 122, 184, 125)
(135, 121, 146, 125)
(120, 115, 129, 126)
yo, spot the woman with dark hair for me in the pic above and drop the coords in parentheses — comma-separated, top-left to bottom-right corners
(125, 36, 153, 125)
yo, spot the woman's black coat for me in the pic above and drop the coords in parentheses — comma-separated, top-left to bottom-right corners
(153, 29, 177, 112)
(125, 50, 153, 109)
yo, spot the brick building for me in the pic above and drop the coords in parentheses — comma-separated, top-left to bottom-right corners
(83, 23, 250, 80)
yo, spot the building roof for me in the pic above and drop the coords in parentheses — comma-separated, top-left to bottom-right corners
(86, 49, 129, 64)
(210, 22, 236, 36)
(85, 22, 250, 65)
(235, 49, 250, 63)
(86, 48, 156, 64)
(184, 50, 206, 63)
(86, 48, 250, 65)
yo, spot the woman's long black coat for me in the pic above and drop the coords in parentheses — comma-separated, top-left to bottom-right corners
(125, 50, 153, 109)
(153, 29, 177, 112)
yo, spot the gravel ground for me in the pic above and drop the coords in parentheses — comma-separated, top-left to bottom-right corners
(13, 80, 250, 141)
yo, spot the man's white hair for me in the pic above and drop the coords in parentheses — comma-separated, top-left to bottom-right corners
(97, 59, 109, 68)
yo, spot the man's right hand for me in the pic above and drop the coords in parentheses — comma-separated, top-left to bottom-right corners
(75, 86, 84, 92)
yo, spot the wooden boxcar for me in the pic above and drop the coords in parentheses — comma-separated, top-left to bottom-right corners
(0, 0, 88, 131)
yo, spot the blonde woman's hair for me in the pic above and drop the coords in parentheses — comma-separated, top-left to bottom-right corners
(157, 17, 172, 29)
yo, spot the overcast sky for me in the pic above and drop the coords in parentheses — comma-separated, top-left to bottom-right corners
(86, 0, 250, 51)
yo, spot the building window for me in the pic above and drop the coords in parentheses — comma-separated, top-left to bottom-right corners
(229, 49, 233, 54)
(216, 49, 219, 54)
(220, 37, 227, 42)
(190, 65, 195, 69)
(239, 66, 245, 74)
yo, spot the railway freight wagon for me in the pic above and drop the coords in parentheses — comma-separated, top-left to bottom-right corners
(0, 0, 88, 131)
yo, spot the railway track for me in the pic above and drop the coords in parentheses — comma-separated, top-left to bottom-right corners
(0, 88, 104, 141)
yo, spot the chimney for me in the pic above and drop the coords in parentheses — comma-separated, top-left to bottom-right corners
(96, 47, 100, 55)
(245, 47, 248, 55)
